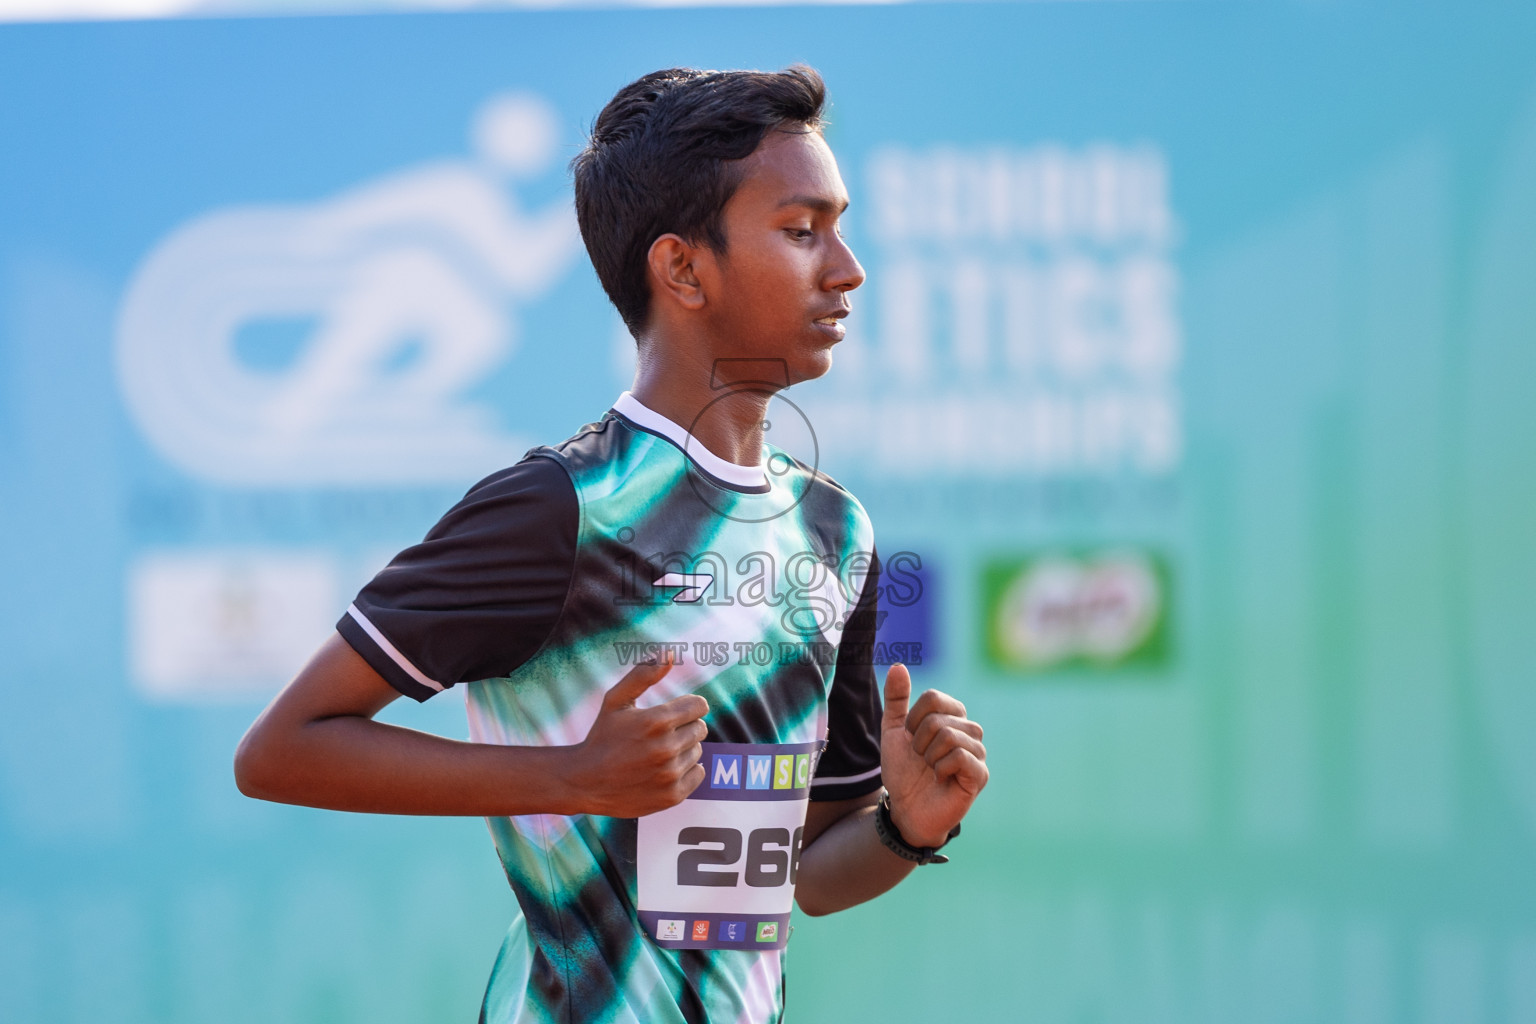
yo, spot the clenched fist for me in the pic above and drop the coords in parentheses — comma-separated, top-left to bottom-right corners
(879, 663, 988, 848)
(567, 656, 710, 818)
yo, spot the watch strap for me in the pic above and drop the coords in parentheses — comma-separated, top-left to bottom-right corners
(874, 791, 960, 865)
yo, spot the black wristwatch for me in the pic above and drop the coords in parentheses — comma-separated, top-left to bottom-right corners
(874, 790, 961, 865)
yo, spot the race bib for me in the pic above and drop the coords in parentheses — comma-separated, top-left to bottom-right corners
(637, 740, 824, 951)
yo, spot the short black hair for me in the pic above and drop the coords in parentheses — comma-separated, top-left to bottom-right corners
(572, 66, 827, 336)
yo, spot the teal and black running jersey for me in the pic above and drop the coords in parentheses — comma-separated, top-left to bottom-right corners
(338, 392, 885, 1024)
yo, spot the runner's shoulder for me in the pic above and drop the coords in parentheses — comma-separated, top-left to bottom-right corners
(527, 412, 631, 478)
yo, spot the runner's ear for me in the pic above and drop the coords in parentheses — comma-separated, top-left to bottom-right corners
(646, 233, 707, 312)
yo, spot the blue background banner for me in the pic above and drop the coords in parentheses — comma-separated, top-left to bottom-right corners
(4, 4, 1536, 1021)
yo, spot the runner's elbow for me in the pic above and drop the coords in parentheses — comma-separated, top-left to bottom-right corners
(794, 894, 836, 918)
(233, 728, 282, 801)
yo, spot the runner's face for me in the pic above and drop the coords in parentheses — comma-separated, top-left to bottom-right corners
(706, 129, 864, 384)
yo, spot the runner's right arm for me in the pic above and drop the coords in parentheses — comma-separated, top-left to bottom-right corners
(234, 636, 706, 818)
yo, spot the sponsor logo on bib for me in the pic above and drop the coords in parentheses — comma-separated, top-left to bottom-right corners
(711, 755, 741, 788)
(747, 755, 772, 789)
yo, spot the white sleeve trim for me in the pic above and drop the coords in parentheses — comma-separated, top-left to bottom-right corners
(810, 765, 882, 787)
(346, 603, 445, 693)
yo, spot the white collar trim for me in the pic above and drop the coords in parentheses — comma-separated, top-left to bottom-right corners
(613, 391, 769, 489)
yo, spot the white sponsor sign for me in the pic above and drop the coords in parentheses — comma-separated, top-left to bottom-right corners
(128, 550, 338, 700)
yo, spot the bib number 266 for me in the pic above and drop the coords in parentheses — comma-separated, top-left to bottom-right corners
(676, 826, 804, 888)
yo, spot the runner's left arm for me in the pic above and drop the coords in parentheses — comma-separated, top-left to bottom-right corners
(794, 557, 987, 916)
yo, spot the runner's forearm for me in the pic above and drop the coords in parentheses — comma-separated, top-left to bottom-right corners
(236, 713, 593, 816)
(793, 804, 917, 916)
(235, 633, 706, 818)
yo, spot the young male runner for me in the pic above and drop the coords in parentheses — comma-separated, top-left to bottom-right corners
(235, 66, 988, 1024)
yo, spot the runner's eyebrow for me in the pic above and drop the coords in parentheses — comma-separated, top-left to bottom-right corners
(776, 195, 850, 215)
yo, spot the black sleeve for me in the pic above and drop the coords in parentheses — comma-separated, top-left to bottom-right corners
(336, 453, 578, 702)
(811, 551, 885, 802)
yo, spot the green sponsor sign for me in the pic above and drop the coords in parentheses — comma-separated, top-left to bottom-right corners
(980, 550, 1172, 674)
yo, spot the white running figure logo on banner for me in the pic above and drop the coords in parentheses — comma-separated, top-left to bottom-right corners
(116, 93, 581, 486)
